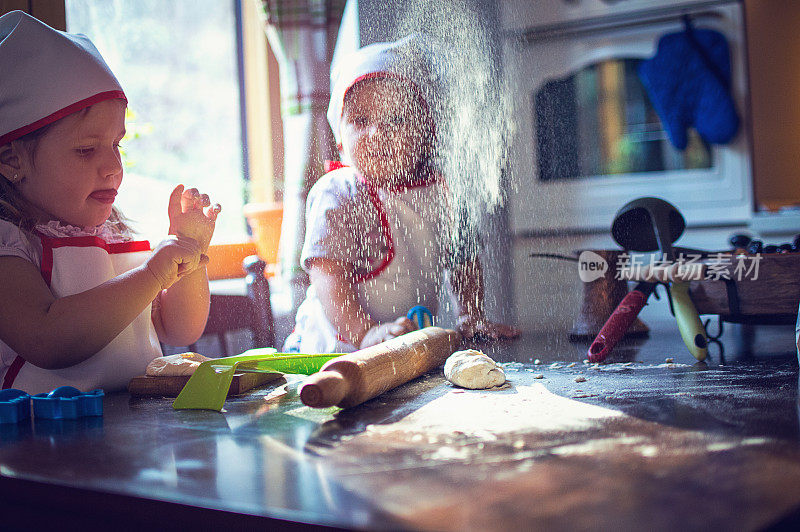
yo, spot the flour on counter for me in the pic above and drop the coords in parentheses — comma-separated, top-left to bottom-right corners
(362, 383, 623, 438)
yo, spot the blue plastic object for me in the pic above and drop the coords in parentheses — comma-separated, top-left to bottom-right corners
(31, 386, 104, 420)
(0, 389, 31, 424)
(407, 305, 433, 329)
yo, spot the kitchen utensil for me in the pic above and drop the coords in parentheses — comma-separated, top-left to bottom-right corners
(611, 198, 685, 256)
(173, 349, 343, 411)
(31, 386, 104, 420)
(612, 197, 708, 361)
(128, 372, 280, 397)
(0, 389, 30, 424)
(300, 327, 461, 409)
(588, 281, 655, 362)
(407, 305, 433, 329)
(586, 195, 680, 362)
(568, 249, 650, 341)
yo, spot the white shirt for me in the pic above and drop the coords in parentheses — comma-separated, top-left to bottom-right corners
(284, 167, 448, 353)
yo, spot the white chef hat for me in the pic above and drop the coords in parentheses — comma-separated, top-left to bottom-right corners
(0, 10, 126, 146)
(327, 34, 440, 144)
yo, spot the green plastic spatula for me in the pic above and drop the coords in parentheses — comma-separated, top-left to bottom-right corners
(173, 349, 342, 411)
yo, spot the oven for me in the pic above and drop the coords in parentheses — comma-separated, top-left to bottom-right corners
(500, 0, 751, 234)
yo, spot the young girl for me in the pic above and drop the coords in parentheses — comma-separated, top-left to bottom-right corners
(0, 11, 220, 394)
(284, 35, 519, 353)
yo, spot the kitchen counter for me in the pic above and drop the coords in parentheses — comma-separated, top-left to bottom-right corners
(1, 314, 799, 530)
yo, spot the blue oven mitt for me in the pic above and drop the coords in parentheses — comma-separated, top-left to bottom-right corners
(638, 18, 739, 150)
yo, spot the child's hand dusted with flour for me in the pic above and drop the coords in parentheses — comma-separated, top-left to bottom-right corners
(167, 184, 221, 254)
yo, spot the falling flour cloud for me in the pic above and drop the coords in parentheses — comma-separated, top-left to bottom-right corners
(380, 0, 516, 258)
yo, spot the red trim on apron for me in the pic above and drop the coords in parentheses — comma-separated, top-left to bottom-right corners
(324, 160, 348, 173)
(2, 233, 151, 389)
(37, 232, 150, 287)
(0, 90, 128, 146)
(354, 182, 395, 283)
(350, 172, 442, 283)
(2, 356, 25, 390)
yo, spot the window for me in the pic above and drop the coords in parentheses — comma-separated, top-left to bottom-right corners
(535, 58, 712, 182)
(66, 0, 249, 243)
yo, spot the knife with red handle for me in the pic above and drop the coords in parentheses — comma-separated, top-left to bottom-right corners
(587, 281, 655, 363)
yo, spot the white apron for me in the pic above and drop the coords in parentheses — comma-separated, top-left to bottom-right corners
(286, 181, 444, 353)
(2, 233, 162, 394)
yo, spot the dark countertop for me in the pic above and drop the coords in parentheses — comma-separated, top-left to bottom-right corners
(1, 314, 799, 530)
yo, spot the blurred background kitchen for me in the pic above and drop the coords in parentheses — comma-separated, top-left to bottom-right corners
(5, 0, 797, 355)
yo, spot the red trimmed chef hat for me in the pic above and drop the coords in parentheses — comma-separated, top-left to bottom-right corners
(327, 34, 440, 144)
(0, 10, 126, 146)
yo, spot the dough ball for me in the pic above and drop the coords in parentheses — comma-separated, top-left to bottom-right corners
(444, 349, 506, 389)
(146, 352, 210, 377)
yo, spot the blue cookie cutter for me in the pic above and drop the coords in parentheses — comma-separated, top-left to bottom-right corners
(0, 389, 31, 424)
(407, 305, 434, 329)
(31, 386, 104, 420)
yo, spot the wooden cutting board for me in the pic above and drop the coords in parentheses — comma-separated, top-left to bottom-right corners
(128, 372, 282, 397)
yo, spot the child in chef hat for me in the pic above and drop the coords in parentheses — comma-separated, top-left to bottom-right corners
(0, 11, 221, 394)
(283, 34, 519, 354)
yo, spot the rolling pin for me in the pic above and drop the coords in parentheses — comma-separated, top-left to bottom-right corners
(300, 326, 461, 409)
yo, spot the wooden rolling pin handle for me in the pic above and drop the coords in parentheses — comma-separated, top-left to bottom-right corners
(300, 371, 349, 408)
(300, 327, 461, 409)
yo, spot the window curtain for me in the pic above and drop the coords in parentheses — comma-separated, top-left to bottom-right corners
(261, 0, 345, 307)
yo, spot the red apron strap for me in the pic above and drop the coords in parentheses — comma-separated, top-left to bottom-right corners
(36, 230, 57, 287)
(2, 355, 25, 389)
(35, 230, 151, 287)
(353, 183, 395, 283)
(324, 160, 348, 173)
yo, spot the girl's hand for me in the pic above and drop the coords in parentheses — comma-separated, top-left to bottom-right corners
(146, 235, 208, 289)
(456, 315, 520, 342)
(359, 317, 418, 349)
(167, 184, 221, 253)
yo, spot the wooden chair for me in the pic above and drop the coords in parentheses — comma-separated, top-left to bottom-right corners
(181, 255, 275, 356)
